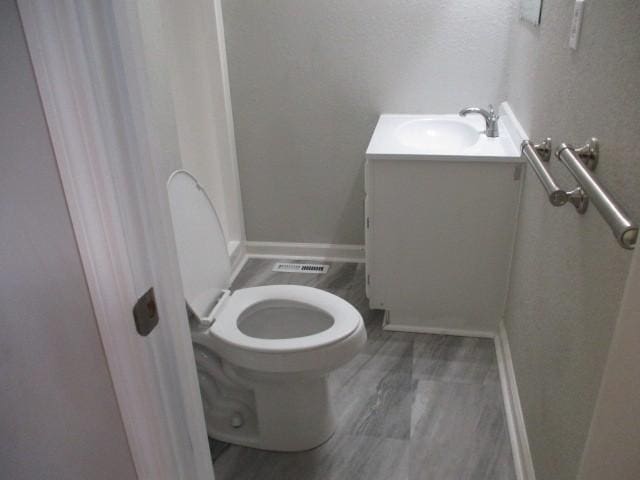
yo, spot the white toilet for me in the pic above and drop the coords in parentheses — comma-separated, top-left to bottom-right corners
(167, 170, 367, 452)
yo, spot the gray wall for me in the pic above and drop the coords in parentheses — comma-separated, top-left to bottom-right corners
(222, 0, 517, 244)
(502, 2, 640, 479)
(0, 1, 136, 478)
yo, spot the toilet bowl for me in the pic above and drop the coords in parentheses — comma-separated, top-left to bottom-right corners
(167, 170, 366, 451)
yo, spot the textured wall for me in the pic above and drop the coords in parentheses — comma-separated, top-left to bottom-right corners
(503, 2, 640, 479)
(0, 1, 136, 478)
(221, 0, 517, 243)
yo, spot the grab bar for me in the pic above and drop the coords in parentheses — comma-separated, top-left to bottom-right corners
(521, 139, 587, 211)
(556, 142, 638, 250)
(522, 137, 637, 250)
(522, 139, 564, 205)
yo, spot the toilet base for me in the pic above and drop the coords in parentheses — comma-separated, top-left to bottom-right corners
(196, 345, 337, 452)
(250, 374, 336, 451)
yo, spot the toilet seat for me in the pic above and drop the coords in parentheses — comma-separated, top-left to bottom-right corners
(211, 284, 362, 353)
(204, 284, 366, 374)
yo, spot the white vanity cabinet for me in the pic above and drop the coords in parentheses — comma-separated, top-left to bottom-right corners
(365, 113, 524, 336)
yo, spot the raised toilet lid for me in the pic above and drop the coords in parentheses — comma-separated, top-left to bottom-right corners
(211, 285, 362, 353)
(167, 170, 231, 319)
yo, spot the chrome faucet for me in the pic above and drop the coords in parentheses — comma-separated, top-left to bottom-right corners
(459, 104, 500, 138)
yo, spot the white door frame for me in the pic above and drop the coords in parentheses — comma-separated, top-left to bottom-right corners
(578, 246, 640, 479)
(18, 1, 214, 478)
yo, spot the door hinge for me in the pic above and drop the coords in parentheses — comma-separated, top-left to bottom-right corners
(367, 274, 371, 285)
(366, 217, 370, 229)
(133, 287, 159, 336)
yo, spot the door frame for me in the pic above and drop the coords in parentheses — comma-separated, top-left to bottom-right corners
(18, 1, 214, 478)
(578, 246, 640, 479)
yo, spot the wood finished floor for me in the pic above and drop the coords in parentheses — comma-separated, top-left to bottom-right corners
(211, 259, 516, 480)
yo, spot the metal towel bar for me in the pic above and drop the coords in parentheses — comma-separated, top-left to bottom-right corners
(556, 143, 638, 250)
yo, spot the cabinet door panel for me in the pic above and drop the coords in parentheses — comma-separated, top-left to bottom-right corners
(366, 159, 521, 334)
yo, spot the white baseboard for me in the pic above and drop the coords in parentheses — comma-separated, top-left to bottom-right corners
(245, 241, 365, 263)
(381, 310, 496, 338)
(495, 322, 536, 480)
(382, 323, 495, 339)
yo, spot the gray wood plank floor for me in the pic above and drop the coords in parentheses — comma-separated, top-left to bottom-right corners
(210, 259, 515, 480)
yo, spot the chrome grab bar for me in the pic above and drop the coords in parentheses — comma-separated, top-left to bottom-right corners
(521, 139, 587, 212)
(522, 139, 564, 205)
(522, 137, 637, 250)
(556, 142, 638, 250)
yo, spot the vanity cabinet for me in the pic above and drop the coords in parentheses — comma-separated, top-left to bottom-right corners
(365, 155, 523, 336)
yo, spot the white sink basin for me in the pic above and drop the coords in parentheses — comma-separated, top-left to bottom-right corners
(366, 110, 522, 161)
(394, 119, 479, 152)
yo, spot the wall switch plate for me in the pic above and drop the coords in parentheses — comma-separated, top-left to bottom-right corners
(569, 0, 585, 50)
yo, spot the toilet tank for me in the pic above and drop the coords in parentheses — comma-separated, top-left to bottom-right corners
(365, 157, 523, 336)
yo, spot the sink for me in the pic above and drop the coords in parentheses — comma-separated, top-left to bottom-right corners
(366, 108, 522, 161)
(394, 119, 479, 152)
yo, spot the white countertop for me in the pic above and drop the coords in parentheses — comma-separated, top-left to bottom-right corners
(366, 105, 524, 162)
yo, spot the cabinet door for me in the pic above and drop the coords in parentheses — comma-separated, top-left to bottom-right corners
(367, 159, 522, 334)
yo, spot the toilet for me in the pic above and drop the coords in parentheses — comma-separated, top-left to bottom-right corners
(167, 170, 367, 452)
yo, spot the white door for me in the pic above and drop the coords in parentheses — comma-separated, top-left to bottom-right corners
(19, 1, 214, 478)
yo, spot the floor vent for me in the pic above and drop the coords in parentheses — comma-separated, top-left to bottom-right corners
(273, 262, 330, 274)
